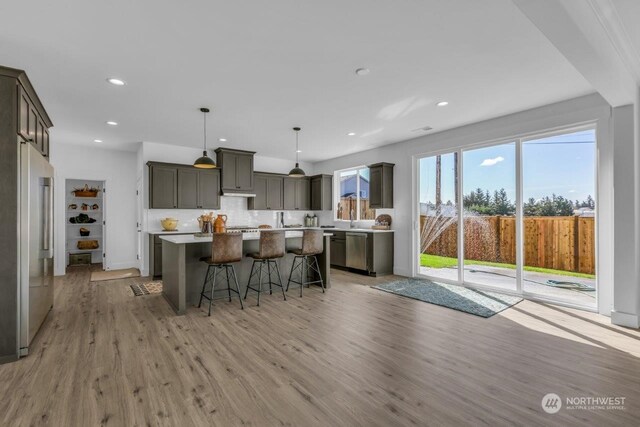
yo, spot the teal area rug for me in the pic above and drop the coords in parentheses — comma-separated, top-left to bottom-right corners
(372, 278, 522, 318)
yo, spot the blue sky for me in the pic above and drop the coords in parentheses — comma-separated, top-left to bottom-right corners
(420, 129, 596, 205)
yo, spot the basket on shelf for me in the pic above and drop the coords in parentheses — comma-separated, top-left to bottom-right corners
(72, 184, 100, 198)
(77, 240, 99, 250)
(79, 227, 90, 237)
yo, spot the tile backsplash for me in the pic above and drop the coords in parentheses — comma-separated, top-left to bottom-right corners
(145, 196, 322, 231)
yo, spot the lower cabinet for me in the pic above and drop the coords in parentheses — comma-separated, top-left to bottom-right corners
(330, 232, 346, 267)
(330, 231, 393, 276)
(150, 233, 194, 278)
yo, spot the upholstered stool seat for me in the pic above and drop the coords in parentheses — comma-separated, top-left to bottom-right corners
(286, 229, 326, 297)
(197, 233, 244, 315)
(244, 230, 287, 306)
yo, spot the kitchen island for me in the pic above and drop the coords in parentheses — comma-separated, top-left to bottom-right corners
(160, 230, 332, 315)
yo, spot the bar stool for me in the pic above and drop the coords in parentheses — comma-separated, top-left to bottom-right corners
(286, 229, 325, 297)
(244, 230, 287, 306)
(198, 232, 244, 316)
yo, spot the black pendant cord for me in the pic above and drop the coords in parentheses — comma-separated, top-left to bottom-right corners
(203, 109, 207, 152)
(295, 129, 299, 165)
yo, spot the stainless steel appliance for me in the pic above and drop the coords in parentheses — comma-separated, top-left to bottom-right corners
(18, 142, 54, 356)
(226, 226, 260, 233)
(346, 232, 368, 271)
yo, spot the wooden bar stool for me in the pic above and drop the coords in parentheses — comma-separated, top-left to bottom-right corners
(287, 229, 325, 297)
(244, 230, 287, 306)
(198, 232, 244, 315)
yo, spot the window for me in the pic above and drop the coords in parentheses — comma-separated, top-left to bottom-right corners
(335, 167, 376, 221)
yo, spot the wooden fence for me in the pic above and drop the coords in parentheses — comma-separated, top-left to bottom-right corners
(420, 215, 595, 274)
(337, 198, 375, 220)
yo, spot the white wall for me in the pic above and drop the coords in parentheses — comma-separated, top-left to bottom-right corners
(51, 144, 138, 275)
(313, 93, 614, 315)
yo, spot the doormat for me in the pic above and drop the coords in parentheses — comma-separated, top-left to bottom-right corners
(91, 268, 140, 282)
(372, 278, 522, 318)
(130, 282, 163, 296)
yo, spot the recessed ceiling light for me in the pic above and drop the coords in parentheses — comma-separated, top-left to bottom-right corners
(436, 101, 449, 107)
(218, 138, 227, 142)
(296, 150, 302, 153)
(93, 139, 103, 143)
(355, 68, 370, 76)
(347, 132, 356, 136)
(106, 121, 118, 126)
(106, 78, 126, 86)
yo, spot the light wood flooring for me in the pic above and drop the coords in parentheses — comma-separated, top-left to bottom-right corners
(1, 266, 639, 426)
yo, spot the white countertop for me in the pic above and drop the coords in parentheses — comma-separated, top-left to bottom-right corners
(160, 230, 334, 244)
(147, 229, 201, 235)
(148, 226, 394, 235)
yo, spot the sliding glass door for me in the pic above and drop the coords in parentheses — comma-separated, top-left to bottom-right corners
(418, 152, 459, 282)
(462, 143, 517, 291)
(522, 129, 597, 306)
(417, 126, 597, 308)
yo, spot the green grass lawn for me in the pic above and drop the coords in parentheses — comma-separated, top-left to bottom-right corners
(420, 254, 596, 279)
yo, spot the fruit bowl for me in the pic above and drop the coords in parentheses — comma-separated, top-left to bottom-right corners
(160, 218, 179, 231)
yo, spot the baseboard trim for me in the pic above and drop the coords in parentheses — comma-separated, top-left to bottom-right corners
(611, 310, 640, 328)
(393, 268, 411, 277)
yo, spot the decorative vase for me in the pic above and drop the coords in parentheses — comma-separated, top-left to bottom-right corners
(213, 214, 227, 233)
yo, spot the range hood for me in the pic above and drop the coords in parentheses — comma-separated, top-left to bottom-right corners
(221, 190, 256, 198)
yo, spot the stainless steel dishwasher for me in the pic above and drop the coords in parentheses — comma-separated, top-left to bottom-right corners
(346, 232, 368, 271)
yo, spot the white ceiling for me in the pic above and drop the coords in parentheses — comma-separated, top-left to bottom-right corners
(0, 0, 593, 162)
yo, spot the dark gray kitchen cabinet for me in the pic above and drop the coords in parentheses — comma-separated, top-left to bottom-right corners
(310, 174, 332, 211)
(330, 231, 346, 267)
(369, 162, 394, 208)
(177, 168, 198, 209)
(249, 173, 283, 210)
(149, 164, 178, 208)
(149, 162, 220, 209)
(18, 86, 30, 140)
(283, 177, 310, 210)
(215, 148, 255, 193)
(198, 169, 220, 209)
(150, 233, 194, 278)
(18, 88, 51, 159)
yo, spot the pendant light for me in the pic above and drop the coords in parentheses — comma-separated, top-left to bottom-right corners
(288, 127, 306, 177)
(194, 107, 216, 169)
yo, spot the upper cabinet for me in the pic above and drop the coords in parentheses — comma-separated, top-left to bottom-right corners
(369, 162, 394, 208)
(5, 66, 53, 159)
(148, 162, 220, 209)
(149, 163, 178, 209)
(283, 177, 310, 210)
(215, 148, 255, 194)
(249, 173, 284, 210)
(310, 174, 332, 211)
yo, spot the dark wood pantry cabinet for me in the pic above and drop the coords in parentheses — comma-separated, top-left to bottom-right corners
(148, 162, 220, 209)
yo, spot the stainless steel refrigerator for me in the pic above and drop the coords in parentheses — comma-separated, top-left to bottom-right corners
(18, 142, 54, 356)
